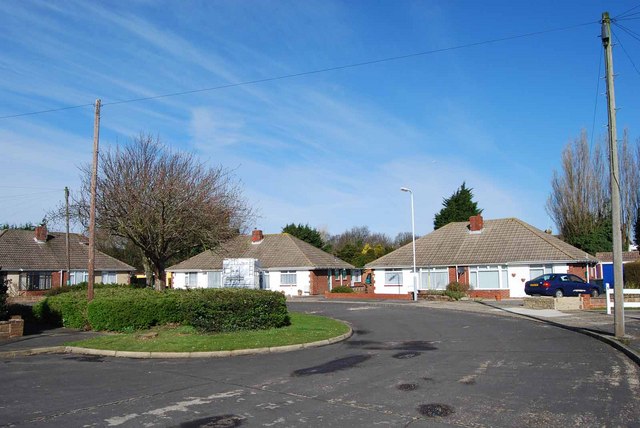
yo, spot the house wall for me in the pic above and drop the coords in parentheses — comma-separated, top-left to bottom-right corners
(268, 270, 311, 296)
(172, 271, 208, 289)
(310, 270, 329, 295)
(372, 269, 414, 295)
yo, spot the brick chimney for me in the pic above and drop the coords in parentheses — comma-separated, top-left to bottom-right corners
(251, 229, 264, 243)
(34, 225, 48, 243)
(469, 215, 484, 232)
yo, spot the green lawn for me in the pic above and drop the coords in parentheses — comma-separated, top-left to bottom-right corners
(66, 312, 350, 352)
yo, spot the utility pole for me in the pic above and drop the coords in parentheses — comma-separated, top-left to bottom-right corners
(87, 99, 101, 302)
(65, 186, 70, 287)
(601, 12, 625, 338)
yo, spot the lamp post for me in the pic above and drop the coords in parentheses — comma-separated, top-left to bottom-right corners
(400, 187, 418, 301)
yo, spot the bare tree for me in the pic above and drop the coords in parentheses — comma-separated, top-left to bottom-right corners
(620, 130, 639, 247)
(547, 130, 640, 252)
(546, 132, 608, 242)
(72, 135, 254, 289)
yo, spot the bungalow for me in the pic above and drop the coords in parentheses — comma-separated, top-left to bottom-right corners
(0, 225, 135, 296)
(365, 216, 598, 298)
(167, 229, 356, 296)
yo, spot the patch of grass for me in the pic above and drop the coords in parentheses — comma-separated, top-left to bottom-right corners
(66, 312, 349, 352)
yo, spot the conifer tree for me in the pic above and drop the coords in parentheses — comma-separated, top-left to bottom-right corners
(433, 182, 482, 230)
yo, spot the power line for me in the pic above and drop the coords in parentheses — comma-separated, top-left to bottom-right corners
(0, 185, 62, 191)
(614, 22, 640, 43)
(0, 19, 598, 121)
(612, 27, 640, 76)
(614, 3, 640, 19)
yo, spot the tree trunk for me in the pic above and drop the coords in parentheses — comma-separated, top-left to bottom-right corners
(142, 257, 154, 288)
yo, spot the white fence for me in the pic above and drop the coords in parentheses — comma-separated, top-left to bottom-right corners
(605, 285, 640, 315)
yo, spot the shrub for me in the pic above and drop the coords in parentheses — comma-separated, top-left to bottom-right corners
(0, 278, 8, 321)
(36, 287, 290, 333)
(444, 290, 466, 301)
(87, 290, 182, 331)
(623, 262, 640, 288)
(446, 281, 470, 294)
(34, 291, 89, 329)
(331, 286, 355, 293)
(184, 289, 290, 333)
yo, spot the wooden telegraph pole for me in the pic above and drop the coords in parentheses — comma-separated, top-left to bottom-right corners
(601, 12, 625, 338)
(65, 186, 70, 287)
(87, 99, 101, 301)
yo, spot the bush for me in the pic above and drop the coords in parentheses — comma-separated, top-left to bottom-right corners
(446, 281, 470, 294)
(34, 291, 89, 329)
(444, 290, 466, 301)
(87, 290, 182, 331)
(184, 289, 290, 333)
(35, 287, 290, 333)
(623, 262, 640, 288)
(44, 282, 135, 297)
(330, 286, 355, 293)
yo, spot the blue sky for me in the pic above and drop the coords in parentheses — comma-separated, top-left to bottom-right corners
(1, 1, 639, 238)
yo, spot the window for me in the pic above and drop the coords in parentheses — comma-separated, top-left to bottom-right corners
(530, 265, 553, 280)
(19, 272, 51, 291)
(385, 269, 402, 286)
(469, 266, 508, 289)
(185, 272, 198, 287)
(70, 270, 88, 285)
(101, 272, 117, 284)
(569, 274, 585, 283)
(352, 270, 362, 283)
(281, 271, 296, 286)
(420, 268, 448, 290)
(207, 271, 222, 288)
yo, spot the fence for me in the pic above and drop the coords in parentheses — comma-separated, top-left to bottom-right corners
(605, 285, 640, 315)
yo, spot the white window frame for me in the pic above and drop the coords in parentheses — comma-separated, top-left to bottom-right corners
(185, 272, 198, 287)
(207, 271, 222, 288)
(385, 269, 402, 286)
(352, 269, 362, 283)
(280, 271, 297, 286)
(420, 267, 449, 290)
(469, 265, 508, 289)
(101, 271, 117, 284)
(70, 270, 88, 285)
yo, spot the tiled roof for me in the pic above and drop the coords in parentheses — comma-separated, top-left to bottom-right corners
(366, 218, 598, 268)
(0, 229, 135, 271)
(167, 233, 354, 271)
(595, 251, 640, 263)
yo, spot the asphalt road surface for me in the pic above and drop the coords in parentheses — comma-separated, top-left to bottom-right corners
(1, 301, 638, 427)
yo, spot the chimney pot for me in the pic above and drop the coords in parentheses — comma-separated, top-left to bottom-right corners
(251, 229, 264, 243)
(35, 225, 48, 242)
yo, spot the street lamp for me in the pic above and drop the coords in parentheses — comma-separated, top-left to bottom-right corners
(400, 187, 418, 301)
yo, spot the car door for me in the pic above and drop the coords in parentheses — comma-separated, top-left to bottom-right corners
(568, 274, 587, 296)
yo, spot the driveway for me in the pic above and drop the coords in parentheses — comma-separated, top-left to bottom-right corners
(0, 301, 638, 427)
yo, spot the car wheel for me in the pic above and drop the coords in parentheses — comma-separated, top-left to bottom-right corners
(590, 289, 599, 298)
(554, 289, 563, 298)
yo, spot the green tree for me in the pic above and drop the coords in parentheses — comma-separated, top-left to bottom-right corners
(569, 216, 613, 255)
(282, 223, 325, 249)
(433, 182, 482, 229)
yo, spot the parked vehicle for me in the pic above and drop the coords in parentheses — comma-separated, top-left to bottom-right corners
(524, 274, 603, 298)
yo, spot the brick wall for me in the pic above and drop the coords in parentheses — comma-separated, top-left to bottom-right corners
(568, 264, 588, 280)
(0, 316, 24, 339)
(468, 289, 510, 299)
(310, 270, 329, 295)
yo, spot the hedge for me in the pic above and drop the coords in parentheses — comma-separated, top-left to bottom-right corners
(623, 262, 640, 288)
(34, 287, 290, 333)
(330, 286, 354, 293)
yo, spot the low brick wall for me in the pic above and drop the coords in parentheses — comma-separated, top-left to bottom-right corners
(7, 295, 45, 305)
(0, 316, 24, 339)
(468, 290, 510, 300)
(324, 292, 411, 300)
(524, 296, 583, 310)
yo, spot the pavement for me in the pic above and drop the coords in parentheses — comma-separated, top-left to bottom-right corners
(1, 298, 639, 364)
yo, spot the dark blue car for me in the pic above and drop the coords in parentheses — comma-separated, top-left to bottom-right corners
(524, 273, 603, 298)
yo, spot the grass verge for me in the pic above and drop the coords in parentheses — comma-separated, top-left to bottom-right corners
(65, 312, 349, 352)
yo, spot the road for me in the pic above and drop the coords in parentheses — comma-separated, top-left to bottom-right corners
(1, 301, 638, 427)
